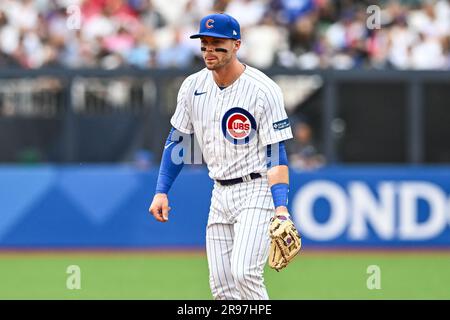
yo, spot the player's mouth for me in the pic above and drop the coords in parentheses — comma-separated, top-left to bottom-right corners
(205, 56, 217, 61)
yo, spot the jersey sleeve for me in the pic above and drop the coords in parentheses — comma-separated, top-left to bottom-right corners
(258, 85, 293, 146)
(170, 77, 194, 134)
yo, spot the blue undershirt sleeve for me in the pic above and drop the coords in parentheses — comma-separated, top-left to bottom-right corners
(155, 127, 185, 195)
(266, 141, 288, 168)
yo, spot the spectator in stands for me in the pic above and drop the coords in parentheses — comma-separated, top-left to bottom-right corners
(125, 26, 156, 68)
(288, 119, 325, 170)
(155, 27, 195, 68)
(226, 0, 266, 29)
(240, 14, 288, 69)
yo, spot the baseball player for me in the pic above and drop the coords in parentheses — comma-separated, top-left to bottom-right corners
(149, 13, 293, 300)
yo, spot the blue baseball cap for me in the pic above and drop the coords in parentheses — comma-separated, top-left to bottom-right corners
(190, 13, 241, 40)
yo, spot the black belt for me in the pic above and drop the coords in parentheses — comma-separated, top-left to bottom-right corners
(216, 173, 262, 186)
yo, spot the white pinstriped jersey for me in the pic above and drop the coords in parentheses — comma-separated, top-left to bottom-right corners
(170, 65, 293, 180)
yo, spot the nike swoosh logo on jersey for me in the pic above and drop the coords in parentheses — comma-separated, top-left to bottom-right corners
(194, 89, 207, 96)
(164, 141, 175, 149)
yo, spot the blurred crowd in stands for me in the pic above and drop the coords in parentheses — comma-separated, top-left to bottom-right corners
(0, 0, 448, 70)
(2, 0, 449, 168)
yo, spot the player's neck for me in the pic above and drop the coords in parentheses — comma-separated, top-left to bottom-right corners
(212, 59, 246, 88)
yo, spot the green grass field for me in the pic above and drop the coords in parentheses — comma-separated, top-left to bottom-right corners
(0, 251, 449, 299)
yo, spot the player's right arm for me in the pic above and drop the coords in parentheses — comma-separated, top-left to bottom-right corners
(149, 76, 194, 222)
(149, 127, 185, 222)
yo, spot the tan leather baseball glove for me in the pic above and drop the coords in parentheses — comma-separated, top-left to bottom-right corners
(268, 213, 302, 271)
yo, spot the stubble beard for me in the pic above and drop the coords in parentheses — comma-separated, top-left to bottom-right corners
(204, 54, 232, 70)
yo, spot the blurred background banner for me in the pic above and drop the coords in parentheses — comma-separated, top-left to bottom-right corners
(0, 165, 212, 248)
(1, 165, 449, 248)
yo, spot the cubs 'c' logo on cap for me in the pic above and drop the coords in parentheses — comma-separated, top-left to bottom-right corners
(205, 19, 214, 29)
(221, 107, 257, 145)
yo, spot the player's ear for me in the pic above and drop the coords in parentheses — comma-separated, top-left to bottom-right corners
(234, 39, 241, 51)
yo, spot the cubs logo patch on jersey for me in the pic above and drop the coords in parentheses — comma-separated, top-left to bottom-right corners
(221, 107, 257, 145)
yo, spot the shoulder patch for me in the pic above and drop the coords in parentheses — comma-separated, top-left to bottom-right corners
(273, 118, 290, 131)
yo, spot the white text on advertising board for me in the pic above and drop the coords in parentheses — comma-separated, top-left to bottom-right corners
(293, 181, 449, 241)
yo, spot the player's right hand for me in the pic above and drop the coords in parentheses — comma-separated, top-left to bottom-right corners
(149, 193, 171, 222)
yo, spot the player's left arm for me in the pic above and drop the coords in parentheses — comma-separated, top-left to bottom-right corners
(258, 84, 293, 216)
(267, 141, 289, 215)
(267, 141, 302, 271)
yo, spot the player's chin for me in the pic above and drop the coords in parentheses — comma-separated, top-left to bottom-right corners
(204, 59, 219, 69)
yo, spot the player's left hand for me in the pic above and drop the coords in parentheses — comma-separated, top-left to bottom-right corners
(268, 212, 302, 271)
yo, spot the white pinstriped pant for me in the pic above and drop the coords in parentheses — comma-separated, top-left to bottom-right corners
(206, 176, 274, 300)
